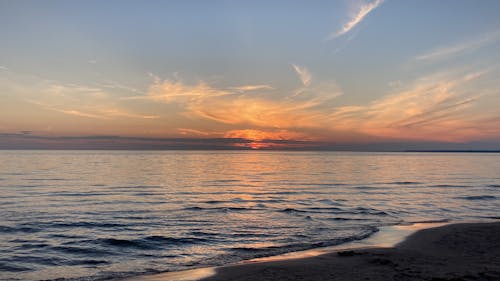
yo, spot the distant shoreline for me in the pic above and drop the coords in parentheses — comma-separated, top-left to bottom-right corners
(404, 150, 500, 153)
(1, 148, 499, 152)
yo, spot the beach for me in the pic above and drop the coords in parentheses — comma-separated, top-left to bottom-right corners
(130, 222, 500, 281)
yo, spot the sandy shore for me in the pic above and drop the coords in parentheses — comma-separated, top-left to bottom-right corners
(127, 222, 500, 281)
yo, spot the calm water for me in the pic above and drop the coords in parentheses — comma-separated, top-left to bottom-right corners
(0, 151, 499, 280)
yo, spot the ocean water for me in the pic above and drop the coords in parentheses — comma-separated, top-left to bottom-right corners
(0, 150, 499, 280)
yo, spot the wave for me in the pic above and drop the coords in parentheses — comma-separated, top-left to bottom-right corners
(317, 199, 345, 206)
(353, 186, 381, 190)
(387, 181, 423, 185)
(279, 208, 309, 213)
(133, 192, 161, 196)
(0, 225, 41, 233)
(95, 236, 210, 250)
(24, 178, 68, 181)
(279, 207, 388, 216)
(49, 221, 130, 228)
(352, 207, 389, 216)
(6, 255, 65, 266)
(459, 195, 496, 200)
(408, 218, 450, 224)
(202, 200, 226, 204)
(66, 259, 109, 266)
(51, 245, 111, 256)
(199, 198, 281, 205)
(325, 217, 371, 221)
(286, 182, 348, 187)
(204, 179, 241, 183)
(184, 206, 255, 212)
(108, 185, 163, 190)
(223, 226, 379, 261)
(43, 235, 212, 259)
(428, 184, 469, 188)
(14, 243, 49, 250)
(0, 263, 32, 272)
(46, 192, 111, 197)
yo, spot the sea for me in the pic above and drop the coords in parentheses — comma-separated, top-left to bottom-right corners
(1, 150, 499, 280)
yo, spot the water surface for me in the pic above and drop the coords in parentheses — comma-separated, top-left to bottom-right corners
(0, 151, 499, 280)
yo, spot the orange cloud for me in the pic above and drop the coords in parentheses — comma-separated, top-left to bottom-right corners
(327, 71, 494, 142)
(141, 70, 499, 144)
(144, 78, 342, 130)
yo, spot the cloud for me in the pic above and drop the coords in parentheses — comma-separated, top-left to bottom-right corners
(25, 99, 109, 119)
(177, 128, 215, 136)
(141, 77, 342, 130)
(102, 109, 159, 119)
(46, 83, 105, 98)
(98, 80, 145, 95)
(330, 0, 384, 39)
(230, 84, 274, 92)
(139, 68, 500, 143)
(145, 80, 230, 103)
(32, 102, 159, 120)
(24, 80, 160, 120)
(7, 65, 497, 145)
(56, 109, 110, 119)
(327, 70, 497, 142)
(0, 66, 8, 71)
(415, 31, 500, 61)
(291, 64, 312, 86)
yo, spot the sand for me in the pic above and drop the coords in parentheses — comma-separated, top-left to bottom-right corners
(127, 222, 500, 281)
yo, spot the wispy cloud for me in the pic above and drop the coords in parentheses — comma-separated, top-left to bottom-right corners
(0, 66, 8, 71)
(56, 109, 109, 119)
(414, 31, 500, 61)
(177, 128, 219, 136)
(141, 76, 341, 130)
(329, 0, 384, 39)
(25, 99, 110, 120)
(230, 84, 274, 92)
(98, 80, 145, 95)
(291, 64, 312, 86)
(327, 70, 497, 142)
(102, 109, 159, 119)
(29, 99, 160, 120)
(21, 79, 159, 120)
(144, 80, 231, 103)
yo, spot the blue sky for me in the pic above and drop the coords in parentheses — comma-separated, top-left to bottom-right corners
(1, 0, 500, 149)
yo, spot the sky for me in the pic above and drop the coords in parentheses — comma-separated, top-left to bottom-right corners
(1, 0, 500, 150)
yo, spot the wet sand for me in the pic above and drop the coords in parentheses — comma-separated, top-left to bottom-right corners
(127, 222, 500, 281)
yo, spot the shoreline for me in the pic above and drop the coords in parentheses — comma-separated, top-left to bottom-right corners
(200, 221, 500, 281)
(124, 220, 498, 281)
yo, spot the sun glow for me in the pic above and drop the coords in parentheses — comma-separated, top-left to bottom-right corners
(223, 129, 309, 149)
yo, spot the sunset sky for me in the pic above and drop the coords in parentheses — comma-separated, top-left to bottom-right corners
(1, 0, 500, 150)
